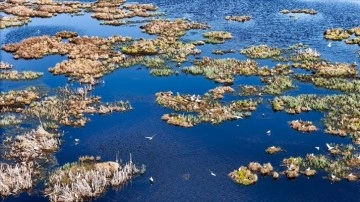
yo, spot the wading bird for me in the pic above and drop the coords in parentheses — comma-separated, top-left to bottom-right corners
(145, 134, 157, 140)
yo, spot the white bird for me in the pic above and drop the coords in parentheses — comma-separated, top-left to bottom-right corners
(149, 176, 154, 184)
(327, 42, 332, 48)
(326, 143, 334, 150)
(331, 174, 336, 180)
(234, 115, 242, 119)
(270, 146, 276, 149)
(287, 164, 295, 171)
(190, 94, 196, 101)
(315, 146, 320, 151)
(266, 130, 271, 135)
(145, 134, 156, 140)
(209, 170, 216, 176)
(75, 138, 79, 142)
(306, 167, 311, 171)
(309, 153, 314, 157)
(348, 173, 354, 177)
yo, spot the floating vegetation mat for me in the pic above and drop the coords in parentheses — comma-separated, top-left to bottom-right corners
(156, 90, 260, 127)
(280, 9, 318, 15)
(324, 27, 360, 45)
(45, 156, 145, 202)
(225, 15, 251, 22)
(1, 0, 360, 200)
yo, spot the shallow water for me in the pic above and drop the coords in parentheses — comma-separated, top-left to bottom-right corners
(1, 0, 360, 201)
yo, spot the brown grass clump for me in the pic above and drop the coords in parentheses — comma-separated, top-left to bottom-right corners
(49, 58, 111, 84)
(123, 3, 157, 11)
(280, 9, 317, 15)
(55, 31, 78, 39)
(0, 88, 40, 112)
(4, 125, 61, 162)
(3, 5, 53, 18)
(203, 31, 232, 44)
(293, 61, 358, 78)
(0, 16, 31, 29)
(240, 45, 281, 59)
(25, 87, 132, 127)
(324, 28, 351, 41)
(225, 15, 251, 22)
(208, 86, 234, 99)
(140, 19, 208, 37)
(183, 57, 266, 84)
(0, 70, 43, 80)
(2, 33, 132, 84)
(0, 162, 33, 197)
(0, 61, 13, 70)
(2, 35, 70, 59)
(156, 91, 259, 127)
(229, 166, 258, 185)
(122, 37, 200, 63)
(45, 156, 144, 202)
(265, 146, 284, 154)
(290, 120, 318, 133)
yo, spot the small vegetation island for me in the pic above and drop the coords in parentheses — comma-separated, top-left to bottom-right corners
(0, 0, 360, 201)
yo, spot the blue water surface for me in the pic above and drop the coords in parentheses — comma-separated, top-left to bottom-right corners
(1, 0, 360, 201)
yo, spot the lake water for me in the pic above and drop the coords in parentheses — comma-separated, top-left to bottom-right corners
(1, 0, 360, 201)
